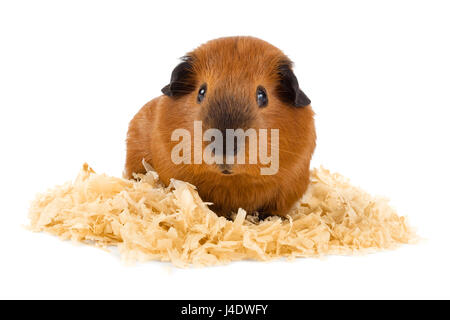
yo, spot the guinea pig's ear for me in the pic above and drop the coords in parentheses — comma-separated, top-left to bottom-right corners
(161, 56, 196, 97)
(276, 63, 311, 107)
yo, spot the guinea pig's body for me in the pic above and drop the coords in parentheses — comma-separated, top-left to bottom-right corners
(125, 36, 316, 217)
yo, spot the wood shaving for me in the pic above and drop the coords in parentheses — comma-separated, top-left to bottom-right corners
(28, 163, 417, 267)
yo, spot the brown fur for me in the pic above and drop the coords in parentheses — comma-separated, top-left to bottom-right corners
(125, 36, 316, 217)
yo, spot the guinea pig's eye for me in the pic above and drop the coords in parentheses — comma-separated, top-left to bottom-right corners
(197, 84, 207, 103)
(256, 86, 268, 107)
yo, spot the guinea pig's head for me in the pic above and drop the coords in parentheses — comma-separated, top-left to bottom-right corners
(160, 36, 315, 179)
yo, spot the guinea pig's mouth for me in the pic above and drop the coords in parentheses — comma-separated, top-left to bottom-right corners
(218, 164, 234, 175)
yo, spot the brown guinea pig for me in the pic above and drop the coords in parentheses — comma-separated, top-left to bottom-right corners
(125, 36, 316, 218)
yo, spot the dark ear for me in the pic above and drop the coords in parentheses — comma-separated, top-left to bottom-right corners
(276, 63, 311, 107)
(161, 56, 196, 97)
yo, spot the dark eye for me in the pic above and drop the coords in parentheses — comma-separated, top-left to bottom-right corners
(256, 86, 268, 107)
(197, 84, 207, 103)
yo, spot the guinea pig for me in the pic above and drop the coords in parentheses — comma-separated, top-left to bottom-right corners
(125, 36, 316, 218)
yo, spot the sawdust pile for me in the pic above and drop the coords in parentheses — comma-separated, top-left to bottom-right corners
(28, 164, 417, 267)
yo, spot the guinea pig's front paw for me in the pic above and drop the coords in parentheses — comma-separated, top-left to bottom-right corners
(256, 211, 273, 221)
(246, 210, 273, 222)
(251, 209, 290, 223)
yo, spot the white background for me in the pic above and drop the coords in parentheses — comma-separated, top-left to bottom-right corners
(1, 0, 449, 299)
